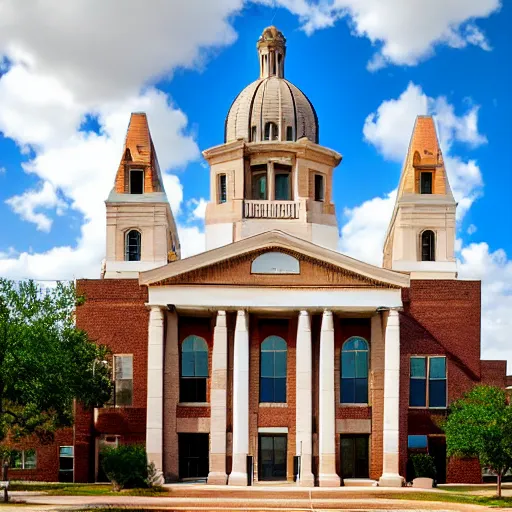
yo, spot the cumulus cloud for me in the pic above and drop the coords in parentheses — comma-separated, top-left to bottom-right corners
(188, 198, 209, 221)
(275, 0, 501, 69)
(0, 0, 247, 279)
(362, 82, 486, 221)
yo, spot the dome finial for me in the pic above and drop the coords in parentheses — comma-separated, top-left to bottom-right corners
(257, 26, 286, 79)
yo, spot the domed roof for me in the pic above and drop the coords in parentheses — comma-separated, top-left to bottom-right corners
(224, 26, 319, 144)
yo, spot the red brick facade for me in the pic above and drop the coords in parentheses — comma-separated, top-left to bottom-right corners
(14, 277, 508, 484)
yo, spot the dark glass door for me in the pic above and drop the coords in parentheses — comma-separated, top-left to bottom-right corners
(258, 434, 287, 480)
(429, 436, 446, 484)
(341, 435, 369, 479)
(178, 433, 209, 480)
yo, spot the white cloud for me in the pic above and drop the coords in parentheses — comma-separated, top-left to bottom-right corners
(467, 224, 477, 235)
(178, 226, 206, 259)
(0, 167, 5, 174)
(459, 243, 512, 371)
(5, 181, 66, 232)
(188, 198, 208, 221)
(277, 0, 501, 69)
(338, 190, 396, 266)
(363, 82, 486, 222)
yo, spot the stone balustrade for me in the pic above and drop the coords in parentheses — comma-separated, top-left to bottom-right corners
(244, 200, 299, 219)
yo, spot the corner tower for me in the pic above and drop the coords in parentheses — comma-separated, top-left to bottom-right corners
(383, 116, 457, 279)
(204, 26, 342, 251)
(102, 113, 180, 279)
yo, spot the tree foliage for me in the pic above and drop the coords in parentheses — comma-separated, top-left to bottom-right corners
(0, 279, 112, 445)
(444, 385, 512, 497)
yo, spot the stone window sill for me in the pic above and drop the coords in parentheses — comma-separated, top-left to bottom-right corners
(259, 402, 288, 408)
(178, 402, 210, 407)
(339, 403, 370, 407)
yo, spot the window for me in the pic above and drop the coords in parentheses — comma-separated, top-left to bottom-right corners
(264, 122, 278, 141)
(341, 337, 369, 404)
(129, 169, 144, 194)
(420, 172, 433, 194)
(251, 125, 257, 142)
(260, 336, 287, 403)
(421, 230, 435, 262)
(59, 446, 73, 483)
(408, 435, 428, 449)
(114, 355, 133, 406)
(274, 164, 291, 200)
(409, 356, 446, 408)
(251, 252, 300, 274)
(286, 126, 293, 141)
(125, 230, 141, 262)
(314, 174, 324, 202)
(218, 174, 227, 203)
(11, 449, 36, 469)
(180, 335, 208, 403)
(251, 165, 267, 200)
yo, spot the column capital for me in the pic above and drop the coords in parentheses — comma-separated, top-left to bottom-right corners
(321, 309, 334, 332)
(215, 310, 227, 328)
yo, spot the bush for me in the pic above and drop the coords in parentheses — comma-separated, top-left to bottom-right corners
(100, 444, 148, 491)
(410, 453, 437, 480)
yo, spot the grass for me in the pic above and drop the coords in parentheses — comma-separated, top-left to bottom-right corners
(9, 482, 169, 496)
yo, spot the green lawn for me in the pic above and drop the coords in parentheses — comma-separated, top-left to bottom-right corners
(378, 490, 512, 508)
(9, 482, 168, 496)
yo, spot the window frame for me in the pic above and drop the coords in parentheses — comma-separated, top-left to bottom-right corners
(340, 336, 370, 405)
(113, 354, 134, 407)
(259, 335, 288, 404)
(11, 449, 37, 470)
(179, 335, 209, 404)
(420, 172, 433, 194)
(314, 173, 325, 202)
(274, 164, 292, 201)
(129, 168, 144, 194)
(421, 230, 436, 262)
(251, 165, 268, 200)
(124, 229, 141, 262)
(409, 355, 447, 409)
(218, 174, 227, 204)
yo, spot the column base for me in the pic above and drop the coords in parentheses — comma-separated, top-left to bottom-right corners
(207, 471, 228, 485)
(378, 473, 405, 487)
(318, 474, 341, 487)
(149, 469, 165, 486)
(228, 471, 248, 486)
(298, 472, 315, 487)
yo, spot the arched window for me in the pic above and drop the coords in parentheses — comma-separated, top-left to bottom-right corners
(264, 122, 278, 141)
(180, 335, 208, 403)
(260, 335, 287, 403)
(421, 230, 435, 262)
(125, 230, 141, 261)
(341, 337, 369, 404)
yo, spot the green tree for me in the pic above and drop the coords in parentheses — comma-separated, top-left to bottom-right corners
(444, 385, 512, 497)
(0, 279, 112, 448)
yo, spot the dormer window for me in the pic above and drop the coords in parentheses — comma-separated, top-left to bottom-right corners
(286, 126, 293, 141)
(264, 122, 278, 141)
(420, 172, 432, 194)
(129, 169, 144, 194)
(251, 126, 257, 142)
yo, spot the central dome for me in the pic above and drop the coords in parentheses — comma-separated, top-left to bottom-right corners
(224, 26, 319, 144)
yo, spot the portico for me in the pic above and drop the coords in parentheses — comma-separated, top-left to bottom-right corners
(139, 230, 408, 486)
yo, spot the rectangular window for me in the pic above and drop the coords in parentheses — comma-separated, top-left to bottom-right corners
(274, 164, 292, 201)
(314, 174, 324, 201)
(420, 172, 432, 194)
(251, 125, 257, 142)
(129, 169, 144, 194)
(59, 446, 74, 483)
(251, 165, 268, 200)
(114, 355, 133, 406)
(11, 449, 37, 469)
(218, 174, 227, 203)
(409, 356, 447, 408)
(286, 126, 293, 141)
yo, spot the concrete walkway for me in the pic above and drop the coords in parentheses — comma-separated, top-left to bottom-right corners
(8, 485, 492, 511)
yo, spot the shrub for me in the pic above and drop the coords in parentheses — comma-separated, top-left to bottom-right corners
(100, 444, 148, 491)
(410, 453, 437, 480)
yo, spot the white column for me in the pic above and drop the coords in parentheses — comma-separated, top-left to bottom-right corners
(318, 310, 340, 487)
(146, 305, 165, 485)
(208, 311, 228, 485)
(296, 310, 314, 486)
(378, 309, 404, 487)
(228, 310, 249, 486)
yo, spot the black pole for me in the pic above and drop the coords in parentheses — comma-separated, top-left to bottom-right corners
(2, 462, 8, 503)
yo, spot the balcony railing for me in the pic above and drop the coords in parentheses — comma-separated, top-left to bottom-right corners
(244, 200, 299, 219)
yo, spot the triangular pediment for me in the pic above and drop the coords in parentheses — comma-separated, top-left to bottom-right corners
(139, 231, 409, 289)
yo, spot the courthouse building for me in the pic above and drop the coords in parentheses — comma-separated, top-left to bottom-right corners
(13, 26, 511, 485)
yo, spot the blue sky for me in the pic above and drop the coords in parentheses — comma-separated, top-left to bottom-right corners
(0, 0, 510, 367)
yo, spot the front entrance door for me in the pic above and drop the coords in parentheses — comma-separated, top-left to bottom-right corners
(258, 434, 287, 480)
(340, 435, 369, 479)
(428, 436, 446, 484)
(178, 433, 209, 480)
